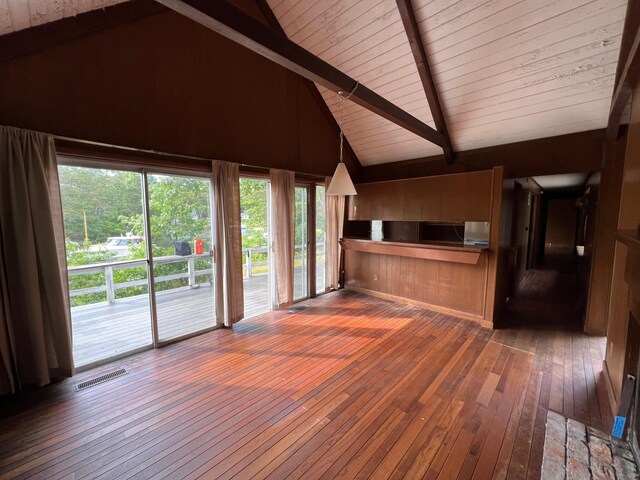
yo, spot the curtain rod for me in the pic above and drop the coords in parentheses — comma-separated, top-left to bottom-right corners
(51, 134, 325, 180)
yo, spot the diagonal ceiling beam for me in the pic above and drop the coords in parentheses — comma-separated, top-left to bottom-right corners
(396, 0, 454, 164)
(253, 0, 362, 177)
(154, 0, 447, 149)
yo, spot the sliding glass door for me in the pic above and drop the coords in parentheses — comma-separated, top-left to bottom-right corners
(59, 166, 153, 368)
(316, 184, 326, 293)
(147, 173, 216, 342)
(59, 163, 217, 369)
(240, 177, 272, 318)
(294, 185, 309, 300)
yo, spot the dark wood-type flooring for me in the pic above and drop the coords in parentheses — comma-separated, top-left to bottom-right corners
(499, 256, 587, 331)
(0, 290, 611, 479)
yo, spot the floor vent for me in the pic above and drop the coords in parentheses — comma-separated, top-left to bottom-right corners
(76, 367, 128, 391)
(288, 305, 310, 313)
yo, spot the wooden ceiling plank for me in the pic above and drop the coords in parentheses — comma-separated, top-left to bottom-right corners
(607, 0, 640, 142)
(396, 0, 454, 164)
(154, 0, 447, 149)
(254, 0, 362, 175)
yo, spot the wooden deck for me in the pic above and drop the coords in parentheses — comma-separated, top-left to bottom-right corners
(71, 274, 270, 368)
(0, 290, 611, 479)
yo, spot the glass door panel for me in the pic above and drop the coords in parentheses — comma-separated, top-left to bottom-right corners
(316, 185, 326, 293)
(240, 178, 271, 318)
(294, 185, 309, 300)
(147, 173, 215, 342)
(59, 166, 153, 369)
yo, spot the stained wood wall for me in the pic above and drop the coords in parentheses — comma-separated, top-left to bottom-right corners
(0, 7, 354, 177)
(603, 79, 640, 409)
(361, 129, 605, 182)
(344, 168, 503, 325)
(348, 171, 493, 222)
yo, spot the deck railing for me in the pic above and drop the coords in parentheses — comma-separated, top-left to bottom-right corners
(68, 253, 213, 304)
(69, 243, 324, 305)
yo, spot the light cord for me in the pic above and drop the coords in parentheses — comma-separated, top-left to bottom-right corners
(338, 81, 359, 164)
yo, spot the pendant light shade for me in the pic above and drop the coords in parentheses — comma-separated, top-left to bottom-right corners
(326, 82, 359, 196)
(326, 162, 357, 196)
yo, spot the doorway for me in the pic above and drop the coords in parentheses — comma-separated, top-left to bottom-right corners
(501, 173, 598, 330)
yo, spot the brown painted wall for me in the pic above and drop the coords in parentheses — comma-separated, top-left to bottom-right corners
(0, 8, 352, 177)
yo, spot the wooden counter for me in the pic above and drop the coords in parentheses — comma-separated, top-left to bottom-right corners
(340, 238, 484, 265)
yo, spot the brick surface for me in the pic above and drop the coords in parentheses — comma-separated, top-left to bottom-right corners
(548, 410, 567, 427)
(544, 413, 640, 480)
(612, 442, 636, 462)
(567, 419, 587, 442)
(567, 457, 591, 479)
(591, 458, 615, 479)
(567, 436, 590, 466)
(547, 419, 567, 445)
(588, 426, 609, 441)
(614, 455, 639, 476)
(590, 436, 613, 465)
(542, 457, 567, 480)
(545, 438, 567, 464)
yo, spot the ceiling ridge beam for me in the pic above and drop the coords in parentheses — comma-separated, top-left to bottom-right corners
(396, 0, 454, 164)
(154, 0, 447, 149)
(253, 0, 362, 177)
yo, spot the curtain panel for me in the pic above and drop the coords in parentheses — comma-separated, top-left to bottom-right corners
(325, 176, 345, 290)
(0, 126, 74, 395)
(270, 169, 295, 308)
(212, 160, 244, 327)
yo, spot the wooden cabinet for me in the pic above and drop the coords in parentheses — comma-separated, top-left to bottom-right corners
(348, 170, 493, 222)
(343, 167, 504, 326)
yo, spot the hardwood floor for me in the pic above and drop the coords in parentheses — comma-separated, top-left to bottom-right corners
(0, 290, 611, 479)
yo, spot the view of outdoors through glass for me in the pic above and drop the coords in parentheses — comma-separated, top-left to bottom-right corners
(59, 166, 153, 368)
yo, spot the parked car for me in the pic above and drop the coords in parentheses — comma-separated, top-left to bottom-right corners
(90, 235, 144, 258)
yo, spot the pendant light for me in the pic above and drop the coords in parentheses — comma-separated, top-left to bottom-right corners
(326, 82, 359, 196)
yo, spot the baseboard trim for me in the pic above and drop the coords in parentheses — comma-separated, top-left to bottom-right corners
(344, 285, 493, 329)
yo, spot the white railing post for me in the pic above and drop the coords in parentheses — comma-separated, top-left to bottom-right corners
(247, 248, 253, 277)
(188, 255, 196, 288)
(105, 265, 115, 304)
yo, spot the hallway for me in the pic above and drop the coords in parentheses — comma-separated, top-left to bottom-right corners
(500, 255, 585, 331)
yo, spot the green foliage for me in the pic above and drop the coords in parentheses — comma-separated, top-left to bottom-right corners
(240, 178, 268, 249)
(59, 169, 323, 307)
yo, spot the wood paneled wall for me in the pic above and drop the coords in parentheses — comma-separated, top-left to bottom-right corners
(603, 79, 640, 410)
(0, 7, 354, 177)
(361, 130, 605, 182)
(344, 168, 503, 325)
(348, 170, 493, 222)
(344, 251, 487, 318)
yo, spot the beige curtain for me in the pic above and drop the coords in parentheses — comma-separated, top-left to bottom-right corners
(212, 161, 244, 326)
(325, 176, 345, 290)
(270, 169, 295, 308)
(0, 126, 74, 395)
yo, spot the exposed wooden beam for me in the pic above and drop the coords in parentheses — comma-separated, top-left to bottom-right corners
(607, 1, 640, 143)
(252, 0, 362, 177)
(395, 0, 454, 164)
(155, 0, 447, 149)
(0, 0, 166, 63)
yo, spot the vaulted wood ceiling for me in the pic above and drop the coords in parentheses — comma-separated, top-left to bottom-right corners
(0, 0, 629, 167)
